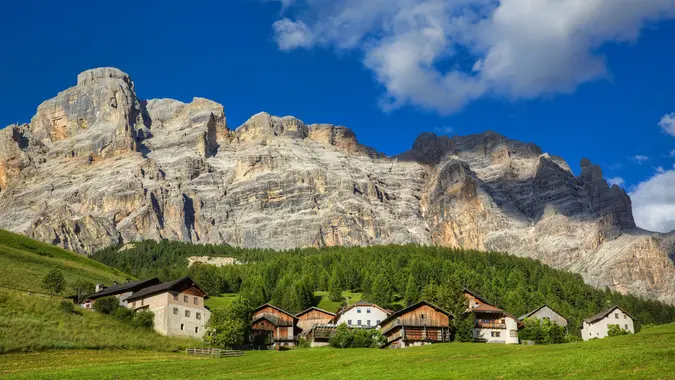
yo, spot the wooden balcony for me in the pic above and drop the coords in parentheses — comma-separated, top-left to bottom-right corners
(476, 322, 506, 329)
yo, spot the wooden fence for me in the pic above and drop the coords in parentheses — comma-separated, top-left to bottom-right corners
(186, 348, 244, 358)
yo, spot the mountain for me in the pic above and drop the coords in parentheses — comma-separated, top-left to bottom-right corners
(1, 67, 674, 304)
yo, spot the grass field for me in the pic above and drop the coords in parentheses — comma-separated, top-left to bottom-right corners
(2, 323, 674, 379)
(314, 290, 363, 312)
(0, 230, 128, 294)
(205, 293, 239, 309)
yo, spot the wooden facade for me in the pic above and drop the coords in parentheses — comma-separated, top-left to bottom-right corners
(296, 307, 336, 334)
(379, 301, 453, 349)
(250, 304, 299, 347)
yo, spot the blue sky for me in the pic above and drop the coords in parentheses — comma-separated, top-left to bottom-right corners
(1, 0, 675, 232)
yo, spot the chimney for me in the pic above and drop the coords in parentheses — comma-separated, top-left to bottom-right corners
(95, 284, 106, 293)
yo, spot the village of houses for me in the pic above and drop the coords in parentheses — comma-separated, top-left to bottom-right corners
(81, 276, 636, 350)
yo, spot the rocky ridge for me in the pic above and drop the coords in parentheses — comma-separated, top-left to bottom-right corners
(1, 68, 674, 304)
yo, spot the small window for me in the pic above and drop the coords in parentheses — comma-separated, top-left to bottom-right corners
(141, 299, 144, 306)
(420, 314, 425, 319)
(180, 324, 184, 331)
(367, 320, 371, 326)
(615, 313, 619, 319)
(624, 315, 627, 319)
(366, 309, 371, 314)
(377, 320, 381, 324)
(173, 294, 178, 301)
(357, 309, 361, 313)
(195, 327, 199, 333)
(196, 312, 201, 320)
(185, 310, 190, 318)
(624, 324, 628, 329)
(491, 331, 500, 337)
(348, 320, 352, 326)
(357, 320, 362, 326)
(501, 319, 505, 324)
(183, 295, 188, 302)
(173, 307, 178, 315)
(194, 297, 198, 305)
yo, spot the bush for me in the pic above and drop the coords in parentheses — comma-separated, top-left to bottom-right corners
(205, 297, 252, 348)
(133, 310, 155, 329)
(297, 337, 311, 348)
(59, 300, 75, 313)
(113, 307, 134, 321)
(94, 296, 120, 315)
(329, 324, 383, 348)
(608, 324, 631, 337)
(42, 268, 65, 295)
(519, 318, 567, 344)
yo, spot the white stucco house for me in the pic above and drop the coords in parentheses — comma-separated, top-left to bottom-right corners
(581, 305, 635, 341)
(333, 301, 390, 328)
(464, 289, 522, 344)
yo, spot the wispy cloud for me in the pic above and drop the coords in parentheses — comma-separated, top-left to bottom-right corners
(433, 126, 454, 135)
(630, 155, 650, 164)
(606, 177, 625, 187)
(656, 166, 665, 173)
(669, 149, 675, 157)
(659, 113, 675, 137)
(268, 0, 675, 114)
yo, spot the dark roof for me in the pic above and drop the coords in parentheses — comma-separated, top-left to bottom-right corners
(252, 313, 295, 327)
(295, 306, 336, 318)
(87, 278, 160, 300)
(252, 304, 299, 321)
(463, 287, 493, 305)
(584, 305, 634, 324)
(519, 305, 569, 322)
(125, 277, 205, 302)
(378, 301, 454, 327)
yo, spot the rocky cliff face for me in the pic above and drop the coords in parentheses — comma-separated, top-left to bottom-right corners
(1, 68, 674, 304)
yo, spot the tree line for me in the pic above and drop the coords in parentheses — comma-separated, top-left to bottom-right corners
(92, 241, 675, 334)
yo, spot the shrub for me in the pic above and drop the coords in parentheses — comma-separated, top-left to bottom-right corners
(113, 307, 134, 321)
(59, 300, 75, 313)
(297, 337, 311, 348)
(519, 318, 567, 344)
(205, 297, 252, 348)
(329, 324, 383, 348)
(42, 268, 65, 295)
(94, 296, 120, 315)
(608, 324, 631, 337)
(133, 310, 155, 329)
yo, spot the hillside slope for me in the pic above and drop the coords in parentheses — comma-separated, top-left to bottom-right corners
(0, 230, 128, 293)
(1, 67, 674, 304)
(3, 323, 675, 379)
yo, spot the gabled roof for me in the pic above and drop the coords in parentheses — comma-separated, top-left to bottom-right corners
(252, 303, 299, 321)
(126, 277, 205, 302)
(463, 288, 524, 327)
(378, 301, 454, 327)
(584, 305, 634, 324)
(87, 278, 160, 300)
(519, 304, 569, 322)
(252, 313, 295, 327)
(463, 287, 492, 305)
(295, 306, 336, 318)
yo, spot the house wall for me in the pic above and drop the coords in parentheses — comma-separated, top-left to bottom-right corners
(336, 305, 388, 328)
(127, 287, 210, 339)
(297, 310, 335, 333)
(529, 307, 568, 327)
(253, 306, 295, 325)
(474, 315, 520, 344)
(581, 308, 635, 341)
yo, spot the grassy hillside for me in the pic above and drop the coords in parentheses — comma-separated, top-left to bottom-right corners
(0, 288, 202, 354)
(2, 323, 675, 379)
(0, 230, 128, 293)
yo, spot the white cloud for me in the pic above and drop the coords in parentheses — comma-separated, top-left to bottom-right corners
(268, 0, 675, 114)
(656, 166, 665, 173)
(630, 155, 650, 164)
(659, 113, 675, 137)
(631, 170, 675, 233)
(606, 177, 625, 187)
(434, 125, 455, 134)
(669, 149, 675, 157)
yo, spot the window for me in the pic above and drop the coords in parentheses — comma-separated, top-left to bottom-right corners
(184, 295, 188, 302)
(377, 320, 381, 324)
(357, 320, 362, 326)
(173, 294, 178, 301)
(180, 324, 184, 331)
(501, 319, 505, 324)
(194, 297, 198, 305)
(615, 313, 619, 319)
(624, 315, 627, 319)
(357, 308, 361, 313)
(625, 324, 628, 329)
(491, 331, 501, 337)
(420, 314, 425, 319)
(185, 310, 190, 318)
(141, 299, 144, 306)
(367, 320, 371, 326)
(195, 327, 199, 334)
(196, 313, 201, 320)
(173, 307, 178, 315)
(510, 330, 518, 337)
(366, 309, 371, 314)
(348, 320, 352, 326)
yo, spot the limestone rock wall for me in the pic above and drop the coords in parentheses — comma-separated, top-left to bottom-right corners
(1, 68, 674, 305)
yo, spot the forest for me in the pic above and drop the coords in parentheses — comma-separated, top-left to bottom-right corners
(92, 240, 675, 333)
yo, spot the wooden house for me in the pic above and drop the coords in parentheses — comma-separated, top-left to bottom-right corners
(464, 288, 523, 344)
(519, 305, 569, 328)
(250, 304, 300, 347)
(296, 307, 336, 334)
(379, 301, 453, 349)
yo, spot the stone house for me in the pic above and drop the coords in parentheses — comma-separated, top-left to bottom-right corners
(83, 278, 161, 308)
(464, 288, 522, 344)
(519, 305, 569, 328)
(125, 276, 211, 339)
(581, 305, 635, 341)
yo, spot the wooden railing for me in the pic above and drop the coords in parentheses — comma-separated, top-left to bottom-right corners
(476, 322, 506, 329)
(186, 348, 244, 358)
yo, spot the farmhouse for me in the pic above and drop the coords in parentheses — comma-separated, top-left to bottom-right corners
(464, 288, 522, 344)
(250, 304, 300, 348)
(125, 276, 211, 339)
(519, 305, 569, 328)
(379, 301, 453, 349)
(296, 306, 336, 333)
(333, 301, 390, 328)
(83, 278, 161, 308)
(581, 305, 635, 341)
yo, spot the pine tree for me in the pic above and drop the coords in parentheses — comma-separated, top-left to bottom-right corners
(404, 274, 420, 305)
(328, 270, 343, 302)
